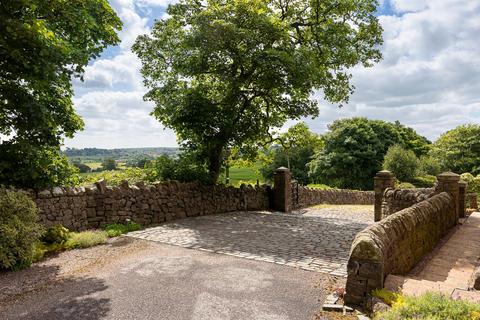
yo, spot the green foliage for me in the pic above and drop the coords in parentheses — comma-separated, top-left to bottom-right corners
(261, 122, 323, 184)
(72, 161, 91, 174)
(308, 118, 430, 190)
(0, 190, 43, 270)
(64, 230, 108, 249)
(0, 0, 121, 189)
(146, 154, 210, 184)
(101, 158, 117, 171)
(375, 292, 480, 320)
(79, 168, 151, 186)
(41, 224, 70, 245)
(393, 121, 431, 157)
(418, 155, 442, 176)
(431, 124, 480, 174)
(0, 145, 80, 189)
(460, 173, 480, 195)
(412, 175, 437, 188)
(396, 182, 416, 189)
(103, 222, 142, 238)
(306, 184, 334, 190)
(133, 0, 383, 183)
(372, 288, 401, 306)
(383, 144, 419, 183)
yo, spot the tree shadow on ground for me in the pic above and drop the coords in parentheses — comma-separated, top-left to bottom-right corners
(1, 275, 110, 320)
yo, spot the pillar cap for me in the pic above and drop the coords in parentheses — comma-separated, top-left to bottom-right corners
(437, 172, 460, 181)
(276, 167, 290, 172)
(375, 170, 394, 179)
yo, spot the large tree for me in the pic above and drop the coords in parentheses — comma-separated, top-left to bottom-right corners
(431, 124, 480, 174)
(133, 0, 383, 183)
(0, 0, 122, 188)
(308, 118, 430, 190)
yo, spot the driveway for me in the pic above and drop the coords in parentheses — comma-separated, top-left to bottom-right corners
(0, 205, 372, 320)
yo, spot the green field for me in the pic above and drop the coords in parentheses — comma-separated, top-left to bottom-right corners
(219, 165, 265, 186)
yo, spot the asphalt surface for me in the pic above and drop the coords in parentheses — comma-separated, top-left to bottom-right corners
(0, 238, 328, 320)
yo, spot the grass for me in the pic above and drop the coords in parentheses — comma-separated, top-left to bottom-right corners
(219, 165, 264, 186)
(373, 291, 480, 320)
(307, 183, 334, 190)
(64, 230, 108, 249)
(103, 222, 142, 237)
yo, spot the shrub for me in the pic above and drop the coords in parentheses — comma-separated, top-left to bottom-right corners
(41, 224, 70, 244)
(306, 184, 334, 190)
(412, 175, 437, 188)
(79, 168, 150, 186)
(418, 155, 442, 176)
(146, 154, 210, 184)
(383, 144, 419, 182)
(103, 222, 141, 237)
(375, 292, 480, 320)
(461, 173, 480, 195)
(396, 182, 416, 189)
(0, 190, 43, 270)
(64, 230, 108, 249)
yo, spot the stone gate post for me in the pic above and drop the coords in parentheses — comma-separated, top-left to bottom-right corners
(436, 172, 460, 223)
(374, 171, 395, 222)
(273, 167, 292, 212)
(459, 180, 467, 218)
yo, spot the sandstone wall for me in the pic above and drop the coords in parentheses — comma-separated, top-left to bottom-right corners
(345, 192, 455, 306)
(32, 181, 270, 231)
(293, 186, 374, 209)
(381, 188, 435, 218)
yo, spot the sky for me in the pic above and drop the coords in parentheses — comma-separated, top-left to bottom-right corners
(65, 0, 480, 149)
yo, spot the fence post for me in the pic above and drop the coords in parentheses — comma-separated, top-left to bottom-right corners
(374, 171, 395, 222)
(273, 167, 292, 212)
(436, 172, 461, 223)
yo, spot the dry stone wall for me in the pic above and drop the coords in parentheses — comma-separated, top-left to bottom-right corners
(345, 192, 455, 306)
(32, 180, 270, 231)
(381, 188, 435, 218)
(293, 186, 374, 209)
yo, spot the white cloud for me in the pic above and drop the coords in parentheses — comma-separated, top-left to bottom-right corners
(307, 0, 480, 141)
(67, 0, 480, 148)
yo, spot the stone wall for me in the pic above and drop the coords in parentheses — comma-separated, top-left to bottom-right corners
(344, 192, 455, 306)
(32, 180, 270, 231)
(292, 186, 374, 209)
(381, 188, 435, 218)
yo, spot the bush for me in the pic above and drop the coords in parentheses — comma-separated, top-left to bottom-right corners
(306, 184, 334, 190)
(0, 190, 43, 270)
(146, 154, 210, 184)
(383, 144, 419, 183)
(64, 230, 108, 249)
(412, 175, 437, 188)
(41, 224, 70, 244)
(103, 222, 141, 237)
(78, 168, 150, 186)
(418, 155, 442, 176)
(375, 292, 480, 320)
(396, 182, 416, 189)
(461, 173, 480, 195)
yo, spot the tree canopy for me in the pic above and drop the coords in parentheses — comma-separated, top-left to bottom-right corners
(308, 117, 430, 190)
(430, 124, 480, 174)
(260, 122, 323, 184)
(0, 0, 122, 188)
(133, 0, 383, 183)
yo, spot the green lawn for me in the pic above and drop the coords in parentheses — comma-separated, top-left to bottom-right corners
(220, 165, 264, 186)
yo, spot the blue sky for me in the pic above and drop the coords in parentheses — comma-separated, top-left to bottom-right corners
(66, 0, 480, 148)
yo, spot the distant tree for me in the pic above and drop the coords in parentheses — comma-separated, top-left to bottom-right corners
(383, 144, 419, 182)
(126, 155, 154, 168)
(418, 155, 442, 176)
(393, 121, 431, 157)
(260, 122, 323, 184)
(72, 161, 91, 174)
(0, 0, 122, 188)
(147, 154, 210, 183)
(133, 0, 383, 183)
(101, 158, 117, 171)
(308, 118, 429, 190)
(430, 124, 480, 174)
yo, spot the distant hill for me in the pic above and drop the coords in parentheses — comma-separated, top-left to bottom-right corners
(64, 147, 179, 161)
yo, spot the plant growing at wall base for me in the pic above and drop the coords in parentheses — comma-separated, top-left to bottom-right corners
(103, 222, 142, 237)
(133, 0, 383, 183)
(0, 190, 43, 270)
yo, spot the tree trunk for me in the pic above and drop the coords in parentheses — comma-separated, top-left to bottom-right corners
(208, 146, 223, 184)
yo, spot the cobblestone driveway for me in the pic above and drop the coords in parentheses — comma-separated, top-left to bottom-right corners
(127, 205, 373, 277)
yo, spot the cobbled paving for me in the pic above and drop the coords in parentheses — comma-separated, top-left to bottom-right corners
(127, 206, 373, 277)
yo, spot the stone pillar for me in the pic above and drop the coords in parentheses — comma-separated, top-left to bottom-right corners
(273, 167, 292, 212)
(374, 171, 395, 222)
(459, 180, 467, 218)
(436, 172, 460, 223)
